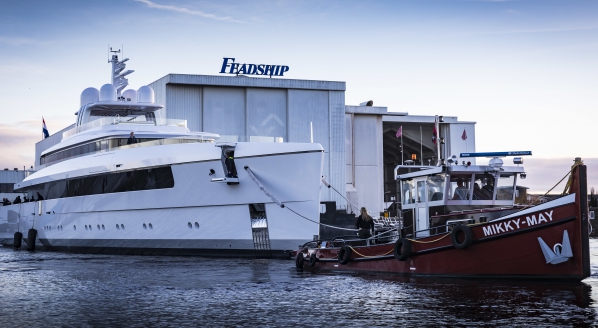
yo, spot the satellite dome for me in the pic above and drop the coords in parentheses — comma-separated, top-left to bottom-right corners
(99, 84, 117, 102)
(137, 86, 155, 103)
(122, 89, 137, 103)
(80, 87, 99, 107)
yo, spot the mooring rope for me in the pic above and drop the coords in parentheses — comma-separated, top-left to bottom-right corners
(321, 177, 360, 213)
(348, 245, 394, 258)
(407, 232, 451, 244)
(244, 166, 359, 232)
(519, 161, 583, 211)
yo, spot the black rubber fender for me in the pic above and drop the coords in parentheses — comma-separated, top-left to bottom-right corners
(295, 252, 305, 269)
(13, 231, 22, 249)
(26, 229, 37, 251)
(309, 253, 318, 267)
(394, 238, 412, 261)
(451, 225, 473, 249)
(338, 246, 352, 265)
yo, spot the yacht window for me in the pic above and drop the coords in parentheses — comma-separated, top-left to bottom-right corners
(448, 174, 471, 200)
(20, 166, 175, 200)
(40, 137, 213, 167)
(472, 174, 494, 200)
(402, 180, 415, 205)
(427, 174, 445, 202)
(495, 174, 516, 201)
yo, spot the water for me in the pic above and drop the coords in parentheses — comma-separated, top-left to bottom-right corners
(1, 241, 598, 327)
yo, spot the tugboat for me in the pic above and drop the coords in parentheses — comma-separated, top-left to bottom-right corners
(294, 154, 591, 281)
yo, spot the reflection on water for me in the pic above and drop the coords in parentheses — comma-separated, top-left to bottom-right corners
(1, 240, 597, 326)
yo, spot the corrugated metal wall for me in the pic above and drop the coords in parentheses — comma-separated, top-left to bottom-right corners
(203, 87, 246, 137)
(165, 85, 202, 132)
(287, 89, 331, 201)
(353, 115, 384, 215)
(328, 91, 346, 206)
(246, 88, 287, 140)
(149, 75, 169, 120)
(345, 114, 353, 186)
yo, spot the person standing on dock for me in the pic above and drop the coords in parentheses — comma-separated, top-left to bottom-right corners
(355, 207, 375, 240)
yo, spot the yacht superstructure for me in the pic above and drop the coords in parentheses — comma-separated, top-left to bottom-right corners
(0, 51, 324, 258)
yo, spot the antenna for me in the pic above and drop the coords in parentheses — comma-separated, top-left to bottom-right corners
(108, 46, 134, 96)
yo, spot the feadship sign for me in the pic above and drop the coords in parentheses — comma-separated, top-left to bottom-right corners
(219, 58, 290, 77)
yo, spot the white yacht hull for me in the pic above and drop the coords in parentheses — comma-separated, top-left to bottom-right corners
(0, 142, 324, 258)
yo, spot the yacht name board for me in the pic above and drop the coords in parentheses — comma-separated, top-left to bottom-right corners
(482, 210, 554, 237)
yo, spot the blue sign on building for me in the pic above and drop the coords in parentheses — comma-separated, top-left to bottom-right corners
(219, 58, 289, 77)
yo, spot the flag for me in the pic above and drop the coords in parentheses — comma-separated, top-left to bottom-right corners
(461, 129, 467, 140)
(395, 126, 402, 138)
(42, 117, 49, 139)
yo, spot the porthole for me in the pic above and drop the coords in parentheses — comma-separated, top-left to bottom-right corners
(121, 224, 125, 230)
(187, 222, 192, 229)
(143, 223, 147, 230)
(149, 223, 153, 230)
(85, 225, 88, 231)
(116, 224, 120, 230)
(102, 224, 105, 230)
(73, 225, 76, 231)
(194, 222, 199, 229)
(97, 225, 100, 230)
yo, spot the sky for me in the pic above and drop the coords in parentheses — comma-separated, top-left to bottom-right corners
(0, 0, 597, 193)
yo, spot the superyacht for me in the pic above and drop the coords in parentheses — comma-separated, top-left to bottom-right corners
(0, 52, 324, 258)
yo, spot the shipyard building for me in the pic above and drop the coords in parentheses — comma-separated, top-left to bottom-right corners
(35, 70, 476, 216)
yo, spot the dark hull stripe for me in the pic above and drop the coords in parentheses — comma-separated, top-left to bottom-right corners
(318, 216, 576, 263)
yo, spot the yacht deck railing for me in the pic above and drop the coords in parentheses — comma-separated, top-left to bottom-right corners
(63, 117, 188, 139)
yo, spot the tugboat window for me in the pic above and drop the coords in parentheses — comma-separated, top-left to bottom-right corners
(495, 174, 516, 201)
(449, 175, 472, 200)
(472, 174, 494, 200)
(427, 174, 445, 202)
(402, 180, 415, 204)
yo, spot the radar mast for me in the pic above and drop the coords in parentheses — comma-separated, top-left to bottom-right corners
(108, 47, 134, 96)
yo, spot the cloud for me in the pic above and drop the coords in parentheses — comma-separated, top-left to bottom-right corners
(133, 0, 243, 23)
(0, 37, 54, 46)
(505, 9, 521, 15)
(0, 123, 40, 169)
(0, 116, 74, 169)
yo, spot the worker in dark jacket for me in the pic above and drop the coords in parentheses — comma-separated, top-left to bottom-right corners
(355, 207, 375, 239)
(225, 151, 237, 178)
(127, 132, 138, 145)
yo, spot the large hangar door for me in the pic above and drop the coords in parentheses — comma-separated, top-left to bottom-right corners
(246, 88, 287, 142)
(203, 87, 246, 140)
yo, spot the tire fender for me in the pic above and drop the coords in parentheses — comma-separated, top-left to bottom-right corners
(309, 253, 318, 267)
(394, 238, 412, 261)
(338, 246, 352, 265)
(451, 225, 473, 249)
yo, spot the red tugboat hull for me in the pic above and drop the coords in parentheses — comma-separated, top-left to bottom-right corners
(297, 165, 591, 281)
